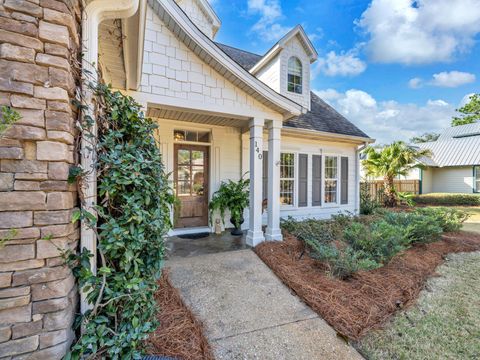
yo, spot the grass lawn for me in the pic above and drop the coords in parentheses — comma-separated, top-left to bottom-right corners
(357, 251, 480, 360)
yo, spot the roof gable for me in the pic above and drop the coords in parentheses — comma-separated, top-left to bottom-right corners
(146, 0, 303, 117)
(250, 25, 318, 75)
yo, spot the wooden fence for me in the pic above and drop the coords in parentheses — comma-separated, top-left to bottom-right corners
(362, 180, 420, 202)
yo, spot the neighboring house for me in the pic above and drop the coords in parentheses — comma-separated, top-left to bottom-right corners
(417, 123, 480, 194)
(99, 0, 372, 243)
(0, 1, 371, 357)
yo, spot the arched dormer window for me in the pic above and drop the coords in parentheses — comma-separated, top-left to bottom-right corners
(287, 57, 303, 94)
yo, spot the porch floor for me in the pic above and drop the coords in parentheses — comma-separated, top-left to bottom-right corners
(165, 231, 248, 259)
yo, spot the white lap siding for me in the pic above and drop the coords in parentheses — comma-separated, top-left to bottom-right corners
(431, 167, 475, 193)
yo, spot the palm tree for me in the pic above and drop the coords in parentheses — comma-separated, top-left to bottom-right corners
(362, 141, 430, 207)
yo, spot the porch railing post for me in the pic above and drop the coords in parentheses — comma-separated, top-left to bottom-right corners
(246, 117, 265, 246)
(265, 119, 282, 241)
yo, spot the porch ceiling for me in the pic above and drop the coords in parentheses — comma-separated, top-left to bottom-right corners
(147, 106, 248, 128)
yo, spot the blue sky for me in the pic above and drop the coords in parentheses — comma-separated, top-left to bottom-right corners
(210, 0, 480, 143)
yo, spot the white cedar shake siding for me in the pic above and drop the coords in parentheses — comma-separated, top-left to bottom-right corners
(176, 0, 216, 39)
(256, 55, 281, 93)
(141, 6, 274, 117)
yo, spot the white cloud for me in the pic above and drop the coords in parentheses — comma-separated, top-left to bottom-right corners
(430, 71, 476, 87)
(314, 88, 460, 143)
(409, 71, 476, 89)
(247, 0, 290, 42)
(314, 50, 367, 77)
(408, 77, 423, 89)
(357, 0, 480, 64)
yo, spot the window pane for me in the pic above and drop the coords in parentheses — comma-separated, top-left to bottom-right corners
(287, 57, 302, 94)
(174, 129, 211, 143)
(177, 181, 190, 196)
(325, 180, 337, 203)
(191, 150, 204, 165)
(198, 131, 210, 142)
(185, 131, 197, 142)
(192, 166, 205, 196)
(178, 149, 190, 165)
(177, 166, 190, 181)
(174, 130, 186, 141)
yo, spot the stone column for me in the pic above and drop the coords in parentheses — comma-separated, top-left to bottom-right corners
(246, 118, 265, 246)
(0, 1, 82, 358)
(265, 120, 283, 241)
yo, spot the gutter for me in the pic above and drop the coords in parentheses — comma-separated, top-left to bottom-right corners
(81, 0, 140, 314)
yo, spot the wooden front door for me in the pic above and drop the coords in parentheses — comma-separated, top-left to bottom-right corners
(174, 144, 209, 228)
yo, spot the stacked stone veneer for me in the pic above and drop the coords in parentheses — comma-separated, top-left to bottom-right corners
(0, 0, 81, 358)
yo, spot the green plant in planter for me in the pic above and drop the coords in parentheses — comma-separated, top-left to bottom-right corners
(209, 176, 249, 235)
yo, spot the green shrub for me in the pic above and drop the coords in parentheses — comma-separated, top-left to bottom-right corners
(305, 240, 379, 279)
(66, 85, 172, 359)
(413, 193, 480, 206)
(383, 211, 443, 244)
(344, 221, 409, 264)
(281, 216, 334, 244)
(414, 207, 469, 232)
(280, 206, 468, 279)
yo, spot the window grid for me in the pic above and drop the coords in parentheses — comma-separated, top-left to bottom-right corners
(280, 153, 295, 206)
(324, 156, 338, 204)
(287, 57, 303, 94)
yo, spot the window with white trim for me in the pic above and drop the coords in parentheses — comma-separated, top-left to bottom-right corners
(287, 57, 302, 94)
(324, 156, 338, 203)
(280, 153, 295, 205)
(475, 166, 480, 193)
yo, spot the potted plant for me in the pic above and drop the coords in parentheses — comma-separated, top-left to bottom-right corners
(209, 176, 249, 235)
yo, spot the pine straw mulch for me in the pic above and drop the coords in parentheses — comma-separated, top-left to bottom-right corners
(145, 269, 215, 360)
(255, 231, 480, 341)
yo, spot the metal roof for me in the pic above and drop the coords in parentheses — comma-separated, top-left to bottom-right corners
(418, 123, 480, 167)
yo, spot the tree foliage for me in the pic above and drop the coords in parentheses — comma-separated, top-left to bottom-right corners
(451, 93, 480, 127)
(410, 132, 440, 144)
(66, 84, 172, 359)
(362, 141, 430, 207)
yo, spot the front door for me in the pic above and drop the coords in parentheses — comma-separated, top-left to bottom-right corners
(174, 144, 209, 228)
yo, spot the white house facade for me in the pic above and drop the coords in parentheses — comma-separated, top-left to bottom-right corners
(97, 0, 373, 246)
(418, 123, 480, 194)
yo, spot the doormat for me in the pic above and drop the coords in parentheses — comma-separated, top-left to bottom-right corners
(177, 232, 210, 240)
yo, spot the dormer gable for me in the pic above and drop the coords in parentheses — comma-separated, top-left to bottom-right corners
(251, 26, 318, 110)
(175, 0, 221, 40)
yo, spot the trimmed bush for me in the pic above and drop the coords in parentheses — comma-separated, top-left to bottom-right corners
(281, 206, 468, 279)
(413, 193, 480, 206)
(414, 207, 470, 232)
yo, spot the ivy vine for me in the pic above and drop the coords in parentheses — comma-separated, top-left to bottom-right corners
(65, 83, 173, 359)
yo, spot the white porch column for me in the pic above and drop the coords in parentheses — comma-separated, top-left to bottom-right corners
(265, 120, 283, 241)
(246, 118, 265, 246)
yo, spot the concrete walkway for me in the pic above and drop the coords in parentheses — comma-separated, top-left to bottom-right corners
(166, 249, 363, 360)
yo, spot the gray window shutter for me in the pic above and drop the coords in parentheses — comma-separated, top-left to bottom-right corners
(262, 151, 268, 200)
(312, 155, 322, 206)
(298, 154, 308, 207)
(341, 156, 348, 205)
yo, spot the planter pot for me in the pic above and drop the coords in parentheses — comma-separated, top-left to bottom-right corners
(230, 215, 244, 236)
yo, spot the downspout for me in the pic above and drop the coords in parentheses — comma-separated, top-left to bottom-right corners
(355, 142, 368, 214)
(81, 0, 140, 314)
